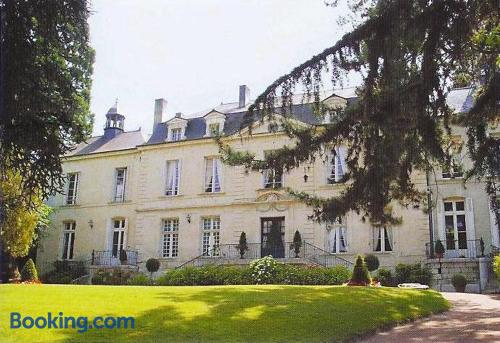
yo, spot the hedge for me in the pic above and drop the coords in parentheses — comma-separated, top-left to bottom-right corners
(156, 262, 350, 286)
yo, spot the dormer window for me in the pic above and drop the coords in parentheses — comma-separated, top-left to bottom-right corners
(171, 128, 182, 142)
(209, 123, 220, 137)
(204, 110, 225, 137)
(165, 115, 188, 142)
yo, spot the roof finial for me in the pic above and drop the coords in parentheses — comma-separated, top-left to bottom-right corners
(114, 97, 118, 109)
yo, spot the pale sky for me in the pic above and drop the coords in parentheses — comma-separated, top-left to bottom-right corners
(88, 0, 353, 136)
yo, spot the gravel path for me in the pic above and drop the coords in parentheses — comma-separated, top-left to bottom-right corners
(359, 292, 500, 342)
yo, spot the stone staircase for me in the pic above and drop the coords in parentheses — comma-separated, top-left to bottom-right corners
(177, 242, 353, 269)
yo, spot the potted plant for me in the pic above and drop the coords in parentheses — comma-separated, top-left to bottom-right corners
(451, 273, 467, 292)
(290, 230, 302, 258)
(434, 240, 445, 259)
(146, 258, 160, 279)
(236, 232, 249, 259)
(119, 249, 128, 265)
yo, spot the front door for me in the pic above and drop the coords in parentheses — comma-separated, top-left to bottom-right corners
(261, 217, 285, 258)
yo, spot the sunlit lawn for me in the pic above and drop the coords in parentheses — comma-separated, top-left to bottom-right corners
(0, 284, 449, 343)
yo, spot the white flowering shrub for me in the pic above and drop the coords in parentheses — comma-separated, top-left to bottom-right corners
(250, 255, 278, 284)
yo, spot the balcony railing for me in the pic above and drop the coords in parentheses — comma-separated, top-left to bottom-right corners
(425, 239, 483, 259)
(91, 249, 139, 266)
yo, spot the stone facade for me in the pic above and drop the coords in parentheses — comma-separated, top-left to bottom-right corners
(36, 87, 499, 290)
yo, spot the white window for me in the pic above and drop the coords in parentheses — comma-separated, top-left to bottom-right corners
(442, 153, 464, 179)
(262, 151, 283, 189)
(205, 157, 222, 193)
(327, 220, 347, 253)
(263, 168, 283, 189)
(322, 110, 333, 124)
(327, 147, 347, 184)
(162, 219, 179, 258)
(170, 128, 182, 142)
(65, 173, 79, 205)
(208, 123, 220, 137)
(114, 167, 127, 202)
(202, 217, 220, 256)
(165, 160, 180, 196)
(61, 221, 76, 260)
(112, 219, 126, 258)
(444, 200, 468, 250)
(373, 226, 393, 252)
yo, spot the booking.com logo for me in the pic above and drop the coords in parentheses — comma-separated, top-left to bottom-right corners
(10, 312, 135, 333)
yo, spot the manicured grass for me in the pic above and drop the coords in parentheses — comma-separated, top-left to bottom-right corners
(0, 284, 449, 343)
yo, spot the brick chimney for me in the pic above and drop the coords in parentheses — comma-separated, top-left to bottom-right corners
(239, 85, 250, 108)
(153, 98, 167, 131)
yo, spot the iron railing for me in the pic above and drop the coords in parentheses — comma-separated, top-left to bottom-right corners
(217, 242, 307, 260)
(91, 249, 139, 266)
(177, 242, 353, 269)
(302, 242, 353, 268)
(425, 239, 483, 259)
(39, 259, 90, 279)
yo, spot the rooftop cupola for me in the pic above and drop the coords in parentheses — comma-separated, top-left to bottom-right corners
(104, 99, 125, 139)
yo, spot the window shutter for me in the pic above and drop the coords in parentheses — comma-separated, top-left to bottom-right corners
(159, 222, 164, 258)
(175, 160, 180, 193)
(105, 218, 113, 251)
(327, 150, 335, 183)
(214, 158, 222, 191)
(74, 173, 79, 202)
(340, 227, 348, 251)
(64, 177, 69, 205)
(57, 224, 65, 259)
(465, 197, 476, 242)
(122, 168, 127, 199)
(123, 218, 129, 249)
(339, 146, 348, 173)
(205, 158, 213, 191)
(436, 200, 446, 242)
(385, 227, 393, 251)
(165, 161, 172, 194)
(489, 197, 500, 247)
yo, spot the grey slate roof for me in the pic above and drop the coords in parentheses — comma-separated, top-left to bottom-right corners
(70, 87, 475, 156)
(67, 129, 147, 156)
(145, 86, 473, 146)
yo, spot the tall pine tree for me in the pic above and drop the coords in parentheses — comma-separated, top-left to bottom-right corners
(220, 0, 499, 225)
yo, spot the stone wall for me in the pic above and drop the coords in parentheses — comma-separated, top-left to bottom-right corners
(426, 258, 483, 293)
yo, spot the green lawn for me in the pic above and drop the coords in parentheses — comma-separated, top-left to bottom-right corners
(0, 284, 449, 343)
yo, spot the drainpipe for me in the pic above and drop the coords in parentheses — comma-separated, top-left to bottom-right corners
(426, 171, 435, 258)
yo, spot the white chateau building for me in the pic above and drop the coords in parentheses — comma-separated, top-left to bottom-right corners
(37, 85, 499, 291)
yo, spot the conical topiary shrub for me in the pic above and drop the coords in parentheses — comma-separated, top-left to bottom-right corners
(20, 259, 39, 282)
(236, 232, 249, 259)
(348, 255, 371, 286)
(291, 230, 302, 258)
